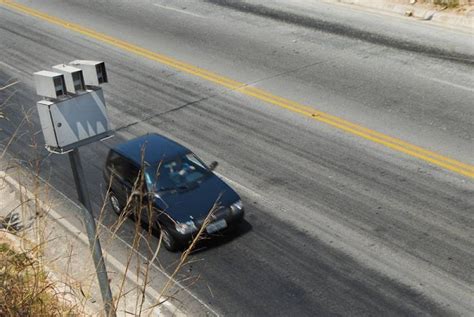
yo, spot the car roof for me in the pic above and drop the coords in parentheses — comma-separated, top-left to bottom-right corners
(112, 133, 190, 166)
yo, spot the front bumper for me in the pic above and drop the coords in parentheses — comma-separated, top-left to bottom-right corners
(170, 207, 245, 244)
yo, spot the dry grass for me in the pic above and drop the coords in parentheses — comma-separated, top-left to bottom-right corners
(0, 156, 212, 316)
(0, 242, 80, 316)
(417, 0, 462, 8)
(1, 79, 83, 315)
(432, 0, 460, 8)
(103, 143, 217, 315)
(1, 80, 218, 316)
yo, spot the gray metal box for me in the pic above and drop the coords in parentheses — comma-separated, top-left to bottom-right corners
(33, 71, 67, 99)
(69, 60, 108, 86)
(37, 87, 111, 153)
(52, 64, 85, 94)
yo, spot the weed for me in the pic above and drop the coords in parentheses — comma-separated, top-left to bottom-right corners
(0, 242, 79, 316)
(0, 75, 216, 316)
(432, 0, 460, 8)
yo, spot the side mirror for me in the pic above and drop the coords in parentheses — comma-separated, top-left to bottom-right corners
(209, 161, 218, 171)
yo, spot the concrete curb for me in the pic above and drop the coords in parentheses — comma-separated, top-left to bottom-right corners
(0, 170, 186, 317)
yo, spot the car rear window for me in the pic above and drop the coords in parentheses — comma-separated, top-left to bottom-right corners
(107, 151, 140, 185)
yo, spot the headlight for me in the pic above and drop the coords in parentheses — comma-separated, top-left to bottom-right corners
(175, 220, 197, 235)
(230, 200, 243, 213)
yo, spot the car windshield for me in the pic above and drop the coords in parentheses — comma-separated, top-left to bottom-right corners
(145, 153, 210, 191)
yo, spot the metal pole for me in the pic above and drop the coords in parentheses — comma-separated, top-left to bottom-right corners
(68, 148, 116, 317)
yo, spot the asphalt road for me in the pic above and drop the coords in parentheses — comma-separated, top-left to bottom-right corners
(1, 0, 473, 316)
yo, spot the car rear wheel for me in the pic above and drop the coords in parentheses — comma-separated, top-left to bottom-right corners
(109, 192, 123, 215)
(161, 227, 180, 252)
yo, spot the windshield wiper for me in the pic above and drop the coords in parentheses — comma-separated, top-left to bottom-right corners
(158, 184, 189, 192)
(158, 186, 175, 192)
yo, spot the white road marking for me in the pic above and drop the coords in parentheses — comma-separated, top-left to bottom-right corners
(417, 75, 474, 92)
(152, 4, 206, 19)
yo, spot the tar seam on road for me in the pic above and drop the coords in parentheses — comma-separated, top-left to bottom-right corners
(205, 0, 474, 66)
(1, 0, 473, 178)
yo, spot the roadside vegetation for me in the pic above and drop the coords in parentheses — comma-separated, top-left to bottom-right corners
(432, 0, 460, 8)
(0, 158, 211, 316)
(0, 241, 80, 316)
(0, 79, 217, 316)
(421, 0, 461, 8)
(1, 79, 81, 316)
(103, 150, 219, 315)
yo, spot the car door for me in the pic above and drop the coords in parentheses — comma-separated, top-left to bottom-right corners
(105, 151, 125, 206)
(107, 152, 153, 226)
(120, 160, 142, 218)
(117, 157, 154, 226)
(106, 152, 138, 209)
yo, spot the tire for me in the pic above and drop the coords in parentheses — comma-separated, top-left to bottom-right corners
(160, 227, 180, 252)
(109, 192, 123, 216)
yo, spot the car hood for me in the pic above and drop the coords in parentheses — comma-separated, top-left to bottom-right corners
(156, 174, 240, 223)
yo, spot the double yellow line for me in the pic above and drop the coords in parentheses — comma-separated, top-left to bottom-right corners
(2, 0, 473, 178)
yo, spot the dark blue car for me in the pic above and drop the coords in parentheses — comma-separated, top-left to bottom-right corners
(103, 133, 244, 251)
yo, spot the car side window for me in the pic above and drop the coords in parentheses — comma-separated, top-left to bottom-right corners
(107, 151, 125, 178)
(122, 163, 140, 185)
(107, 151, 139, 185)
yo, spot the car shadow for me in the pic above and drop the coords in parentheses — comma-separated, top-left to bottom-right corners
(140, 217, 252, 255)
(188, 219, 253, 255)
